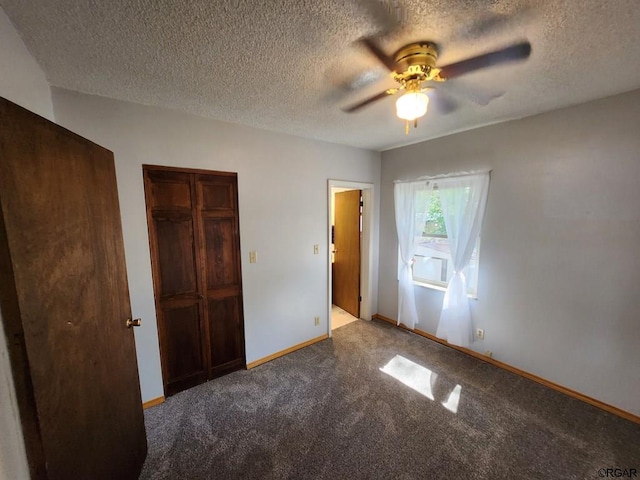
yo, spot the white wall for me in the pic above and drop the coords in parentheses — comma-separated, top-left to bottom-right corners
(0, 6, 53, 480)
(0, 8, 53, 121)
(378, 89, 640, 416)
(51, 89, 381, 403)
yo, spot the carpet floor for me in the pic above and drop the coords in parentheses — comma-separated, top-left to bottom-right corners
(140, 319, 640, 479)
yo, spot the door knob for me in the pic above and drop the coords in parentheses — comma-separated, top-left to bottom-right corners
(126, 318, 142, 328)
(198, 294, 204, 299)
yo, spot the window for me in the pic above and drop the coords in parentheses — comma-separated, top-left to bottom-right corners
(411, 188, 480, 296)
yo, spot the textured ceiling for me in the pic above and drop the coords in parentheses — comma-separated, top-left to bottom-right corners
(2, 0, 640, 151)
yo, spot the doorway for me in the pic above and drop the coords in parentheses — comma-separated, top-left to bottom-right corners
(332, 188, 361, 329)
(327, 180, 375, 335)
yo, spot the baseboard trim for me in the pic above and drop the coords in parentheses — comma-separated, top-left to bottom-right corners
(142, 396, 165, 409)
(372, 313, 640, 425)
(247, 334, 329, 369)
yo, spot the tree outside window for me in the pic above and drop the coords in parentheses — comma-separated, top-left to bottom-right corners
(412, 189, 480, 296)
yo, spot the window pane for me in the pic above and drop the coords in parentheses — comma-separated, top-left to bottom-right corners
(412, 189, 479, 296)
(413, 236, 451, 287)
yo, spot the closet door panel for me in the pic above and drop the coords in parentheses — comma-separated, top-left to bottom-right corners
(148, 177, 192, 209)
(203, 217, 239, 288)
(162, 304, 205, 381)
(208, 295, 244, 376)
(200, 181, 234, 210)
(155, 215, 199, 297)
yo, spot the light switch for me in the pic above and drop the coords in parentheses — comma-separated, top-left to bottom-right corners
(249, 251, 257, 263)
(313, 244, 319, 255)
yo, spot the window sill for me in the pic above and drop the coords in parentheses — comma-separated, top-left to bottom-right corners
(412, 280, 478, 300)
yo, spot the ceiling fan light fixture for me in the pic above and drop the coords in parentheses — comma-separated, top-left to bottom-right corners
(395, 92, 429, 121)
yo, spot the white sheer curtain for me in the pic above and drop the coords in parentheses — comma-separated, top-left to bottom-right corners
(393, 181, 425, 329)
(435, 173, 490, 347)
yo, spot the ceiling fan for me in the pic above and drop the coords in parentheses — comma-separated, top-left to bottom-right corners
(343, 37, 532, 133)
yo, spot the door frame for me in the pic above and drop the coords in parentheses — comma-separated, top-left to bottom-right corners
(327, 180, 375, 336)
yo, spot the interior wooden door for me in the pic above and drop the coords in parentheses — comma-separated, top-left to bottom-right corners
(333, 190, 361, 318)
(0, 97, 147, 479)
(144, 166, 245, 396)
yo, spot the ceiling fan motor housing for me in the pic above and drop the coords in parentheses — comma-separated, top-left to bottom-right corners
(393, 42, 439, 74)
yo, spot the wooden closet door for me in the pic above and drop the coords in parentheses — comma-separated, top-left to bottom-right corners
(144, 169, 207, 396)
(144, 166, 245, 396)
(196, 173, 246, 378)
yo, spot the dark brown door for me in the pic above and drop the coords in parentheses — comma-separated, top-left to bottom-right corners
(333, 190, 361, 318)
(0, 98, 146, 479)
(143, 169, 208, 395)
(144, 166, 245, 396)
(196, 174, 246, 378)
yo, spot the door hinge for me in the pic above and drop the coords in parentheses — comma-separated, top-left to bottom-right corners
(359, 296, 362, 302)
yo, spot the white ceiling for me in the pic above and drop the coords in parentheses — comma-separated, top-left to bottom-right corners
(3, 0, 640, 151)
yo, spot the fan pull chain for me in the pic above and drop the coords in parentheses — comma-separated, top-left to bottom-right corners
(404, 119, 420, 134)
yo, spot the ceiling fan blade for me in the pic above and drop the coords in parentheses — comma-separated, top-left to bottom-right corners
(455, 13, 512, 40)
(444, 82, 505, 106)
(429, 92, 458, 115)
(345, 68, 386, 92)
(439, 41, 532, 79)
(354, 0, 406, 35)
(459, 89, 504, 106)
(359, 37, 397, 72)
(342, 90, 394, 113)
(453, 6, 534, 42)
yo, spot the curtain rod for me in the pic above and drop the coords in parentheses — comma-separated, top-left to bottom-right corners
(394, 169, 491, 184)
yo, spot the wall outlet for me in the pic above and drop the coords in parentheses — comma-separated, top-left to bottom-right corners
(314, 316, 320, 326)
(249, 251, 257, 263)
(485, 350, 493, 358)
(476, 328, 484, 340)
(313, 244, 319, 254)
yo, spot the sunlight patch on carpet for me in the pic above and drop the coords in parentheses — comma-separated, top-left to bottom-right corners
(441, 384, 462, 413)
(380, 355, 436, 400)
(380, 355, 462, 413)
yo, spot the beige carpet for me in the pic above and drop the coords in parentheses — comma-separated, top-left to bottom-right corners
(331, 304, 358, 330)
